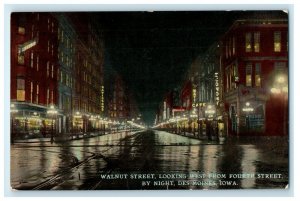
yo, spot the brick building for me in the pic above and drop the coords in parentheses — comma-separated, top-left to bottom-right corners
(220, 19, 288, 136)
(11, 13, 59, 137)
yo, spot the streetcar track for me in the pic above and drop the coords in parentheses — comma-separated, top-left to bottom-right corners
(31, 131, 142, 190)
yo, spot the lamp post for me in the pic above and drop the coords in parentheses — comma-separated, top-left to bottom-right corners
(47, 105, 58, 144)
(205, 104, 216, 140)
(270, 74, 288, 135)
(11, 104, 18, 144)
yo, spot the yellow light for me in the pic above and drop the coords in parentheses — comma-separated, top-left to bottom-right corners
(277, 76, 285, 84)
(271, 88, 280, 94)
(246, 102, 250, 107)
(282, 87, 288, 93)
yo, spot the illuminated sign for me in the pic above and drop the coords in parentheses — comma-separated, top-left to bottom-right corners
(18, 38, 38, 54)
(215, 72, 220, 105)
(100, 86, 105, 112)
(192, 89, 197, 107)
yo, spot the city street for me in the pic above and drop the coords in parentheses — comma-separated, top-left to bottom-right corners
(11, 130, 288, 190)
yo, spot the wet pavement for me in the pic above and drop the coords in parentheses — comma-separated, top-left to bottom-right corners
(10, 130, 289, 190)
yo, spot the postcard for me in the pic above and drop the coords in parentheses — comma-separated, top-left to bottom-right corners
(10, 10, 289, 190)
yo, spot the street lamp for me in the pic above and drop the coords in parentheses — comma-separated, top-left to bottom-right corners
(270, 74, 288, 135)
(47, 105, 57, 143)
(11, 104, 18, 144)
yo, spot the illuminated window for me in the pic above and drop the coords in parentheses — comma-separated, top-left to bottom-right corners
(274, 31, 281, 52)
(254, 32, 260, 52)
(47, 62, 49, 77)
(36, 84, 39, 103)
(47, 41, 50, 52)
(17, 78, 25, 101)
(60, 71, 64, 83)
(51, 44, 54, 56)
(36, 55, 39, 71)
(17, 53, 24, 65)
(51, 64, 54, 78)
(30, 52, 34, 68)
(18, 27, 25, 35)
(30, 82, 33, 103)
(245, 33, 252, 52)
(47, 88, 49, 106)
(255, 63, 261, 87)
(246, 63, 252, 87)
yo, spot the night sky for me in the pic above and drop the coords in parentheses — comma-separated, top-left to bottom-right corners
(93, 11, 287, 125)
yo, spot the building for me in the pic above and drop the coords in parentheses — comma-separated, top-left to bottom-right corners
(220, 19, 288, 136)
(11, 13, 105, 140)
(56, 13, 77, 134)
(69, 14, 105, 133)
(107, 75, 130, 122)
(11, 13, 59, 138)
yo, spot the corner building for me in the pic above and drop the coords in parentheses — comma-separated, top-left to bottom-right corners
(11, 13, 59, 137)
(221, 19, 288, 136)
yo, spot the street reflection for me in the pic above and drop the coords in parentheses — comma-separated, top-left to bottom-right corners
(11, 130, 288, 190)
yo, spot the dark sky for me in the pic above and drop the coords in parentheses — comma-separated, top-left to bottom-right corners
(93, 11, 287, 125)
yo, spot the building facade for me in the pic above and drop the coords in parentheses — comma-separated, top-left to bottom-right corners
(11, 13, 59, 138)
(11, 13, 105, 140)
(56, 14, 77, 134)
(221, 19, 288, 136)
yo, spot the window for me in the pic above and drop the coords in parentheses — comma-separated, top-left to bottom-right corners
(18, 27, 25, 35)
(274, 31, 281, 52)
(36, 84, 39, 103)
(17, 78, 25, 101)
(47, 88, 50, 106)
(255, 63, 261, 87)
(51, 44, 54, 56)
(254, 32, 260, 52)
(232, 37, 236, 55)
(51, 64, 54, 78)
(60, 71, 64, 83)
(30, 52, 34, 68)
(51, 90, 54, 104)
(30, 82, 33, 103)
(36, 55, 39, 71)
(245, 33, 252, 52)
(47, 18, 50, 30)
(17, 53, 24, 65)
(47, 62, 49, 77)
(246, 63, 252, 87)
(31, 25, 34, 38)
(47, 41, 50, 52)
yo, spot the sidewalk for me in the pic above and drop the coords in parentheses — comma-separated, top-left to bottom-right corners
(13, 129, 136, 144)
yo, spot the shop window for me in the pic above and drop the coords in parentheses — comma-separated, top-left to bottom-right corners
(246, 63, 252, 87)
(255, 63, 261, 87)
(254, 32, 260, 53)
(245, 33, 252, 52)
(274, 31, 281, 52)
(17, 78, 25, 101)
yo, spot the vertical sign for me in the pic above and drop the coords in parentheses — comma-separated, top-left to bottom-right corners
(100, 85, 105, 113)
